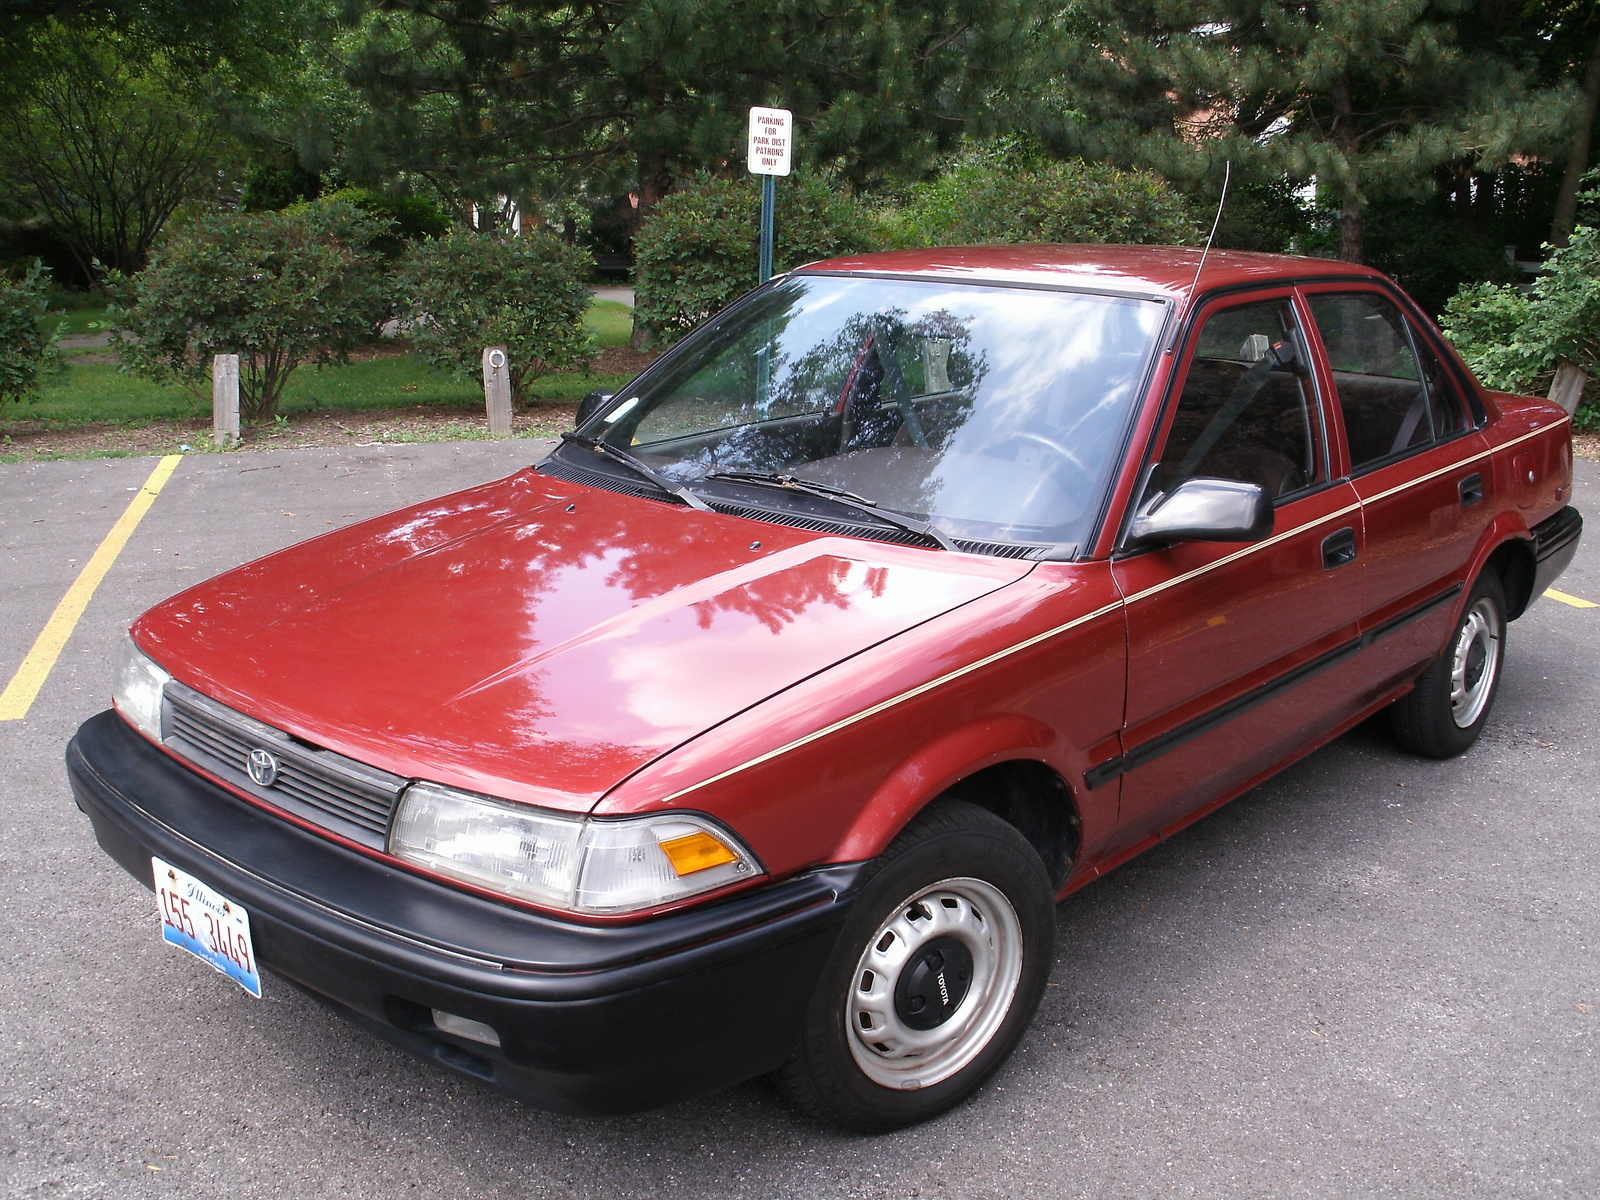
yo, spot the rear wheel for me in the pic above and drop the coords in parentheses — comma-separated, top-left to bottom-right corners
(774, 799, 1054, 1131)
(1391, 572, 1506, 758)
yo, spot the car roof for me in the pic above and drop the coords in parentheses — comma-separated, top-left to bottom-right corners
(795, 244, 1384, 303)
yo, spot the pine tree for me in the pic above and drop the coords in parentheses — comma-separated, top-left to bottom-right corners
(1034, 0, 1576, 263)
(336, 0, 1040, 221)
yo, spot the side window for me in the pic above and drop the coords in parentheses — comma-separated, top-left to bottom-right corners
(1160, 298, 1322, 499)
(1307, 293, 1456, 470)
(1415, 335, 1467, 438)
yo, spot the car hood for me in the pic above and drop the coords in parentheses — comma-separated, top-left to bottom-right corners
(135, 469, 1033, 812)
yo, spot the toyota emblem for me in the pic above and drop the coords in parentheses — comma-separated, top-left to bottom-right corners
(247, 747, 281, 788)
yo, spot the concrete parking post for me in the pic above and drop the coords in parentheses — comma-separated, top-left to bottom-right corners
(212, 354, 240, 447)
(483, 346, 513, 438)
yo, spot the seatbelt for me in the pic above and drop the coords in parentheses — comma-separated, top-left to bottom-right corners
(873, 321, 931, 449)
(1388, 388, 1430, 455)
(1175, 341, 1296, 483)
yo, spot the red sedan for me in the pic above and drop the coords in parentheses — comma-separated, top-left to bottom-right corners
(70, 246, 1580, 1131)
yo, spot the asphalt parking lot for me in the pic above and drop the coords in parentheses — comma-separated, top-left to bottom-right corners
(3, 441, 1597, 1199)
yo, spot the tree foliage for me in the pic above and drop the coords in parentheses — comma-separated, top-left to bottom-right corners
(337, 0, 1041, 212)
(1036, 0, 1577, 263)
(884, 145, 1199, 248)
(634, 174, 881, 346)
(0, 261, 59, 410)
(397, 228, 593, 403)
(0, 29, 230, 281)
(110, 201, 395, 422)
(1442, 220, 1600, 404)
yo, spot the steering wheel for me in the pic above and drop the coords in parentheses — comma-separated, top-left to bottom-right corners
(974, 430, 1088, 475)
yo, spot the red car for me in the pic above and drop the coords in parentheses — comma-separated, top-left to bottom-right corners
(70, 246, 1579, 1131)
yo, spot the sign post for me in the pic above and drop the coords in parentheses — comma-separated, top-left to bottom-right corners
(747, 107, 792, 284)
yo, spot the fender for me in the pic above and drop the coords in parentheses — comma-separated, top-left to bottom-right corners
(828, 713, 1063, 863)
(1461, 510, 1537, 621)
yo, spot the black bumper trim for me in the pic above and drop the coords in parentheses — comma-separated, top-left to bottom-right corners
(1530, 505, 1582, 605)
(68, 711, 863, 1114)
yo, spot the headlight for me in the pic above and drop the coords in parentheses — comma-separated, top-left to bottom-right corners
(388, 783, 763, 915)
(114, 635, 170, 743)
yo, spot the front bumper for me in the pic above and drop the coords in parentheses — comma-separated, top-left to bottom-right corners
(68, 710, 863, 1115)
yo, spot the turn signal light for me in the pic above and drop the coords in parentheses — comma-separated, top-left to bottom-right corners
(659, 830, 738, 877)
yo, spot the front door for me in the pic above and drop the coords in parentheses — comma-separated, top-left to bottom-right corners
(1110, 292, 1365, 841)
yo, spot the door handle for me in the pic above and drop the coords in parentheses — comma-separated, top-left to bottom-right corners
(1322, 527, 1357, 570)
(1459, 472, 1484, 506)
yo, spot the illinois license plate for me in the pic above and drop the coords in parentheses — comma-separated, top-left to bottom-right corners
(152, 857, 261, 998)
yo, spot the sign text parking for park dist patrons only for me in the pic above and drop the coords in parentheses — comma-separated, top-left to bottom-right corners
(747, 107, 792, 176)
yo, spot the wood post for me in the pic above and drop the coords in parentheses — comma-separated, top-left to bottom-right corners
(212, 354, 240, 447)
(483, 346, 513, 437)
(1549, 362, 1588, 416)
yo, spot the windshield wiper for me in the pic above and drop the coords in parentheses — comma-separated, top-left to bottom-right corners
(702, 470, 955, 551)
(558, 432, 712, 512)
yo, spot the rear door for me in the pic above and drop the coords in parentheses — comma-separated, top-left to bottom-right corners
(1299, 286, 1492, 690)
(1110, 291, 1365, 841)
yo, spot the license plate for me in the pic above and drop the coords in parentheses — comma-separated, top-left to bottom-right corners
(152, 857, 261, 998)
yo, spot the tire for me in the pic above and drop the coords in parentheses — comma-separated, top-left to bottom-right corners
(774, 799, 1055, 1132)
(1391, 571, 1507, 759)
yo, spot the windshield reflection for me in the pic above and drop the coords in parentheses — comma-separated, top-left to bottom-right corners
(575, 276, 1164, 548)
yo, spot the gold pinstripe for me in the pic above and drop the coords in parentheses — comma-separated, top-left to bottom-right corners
(649, 420, 1565, 803)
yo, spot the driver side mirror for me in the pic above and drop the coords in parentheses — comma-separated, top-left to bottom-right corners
(574, 390, 614, 430)
(1126, 477, 1274, 548)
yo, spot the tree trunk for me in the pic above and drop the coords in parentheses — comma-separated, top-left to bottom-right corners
(629, 146, 674, 352)
(1331, 74, 1364, 263)
(1551, 26, 1600, 248)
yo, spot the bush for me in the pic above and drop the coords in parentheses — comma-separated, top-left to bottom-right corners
(634, 174, 881, 345)
(0, 260, 59, 410)
(884, 150, 1200, 249)
(398, 229, 593, 403)
(313, 187, 450, 258)
(110, 201, 394, 423)
(1442, 222, 1600, 407)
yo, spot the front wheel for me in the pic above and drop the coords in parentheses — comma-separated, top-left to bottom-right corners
(1391, 572, 1507, 758)
(774, 800, 1055, 1131)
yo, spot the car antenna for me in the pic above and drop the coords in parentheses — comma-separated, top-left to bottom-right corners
(1189, 159, 1232, 298)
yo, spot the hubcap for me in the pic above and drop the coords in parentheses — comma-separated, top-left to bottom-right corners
(1449, 597, 1502, 728)
(845, 877, 1024, 1090)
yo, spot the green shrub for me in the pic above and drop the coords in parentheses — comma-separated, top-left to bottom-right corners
(1442, 223, 1600, 408)
(884, 151, 1200, 249)
(634, 174, 881, 345)
(397, 229, 593, 403)
(110, 201, 395, 423)
(312, 187, 451, 258)
(0, 260, 59, 410)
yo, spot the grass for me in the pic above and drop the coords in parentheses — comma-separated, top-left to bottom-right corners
(11, 296, 637, 429)
(46, 305, 111, 338)
(585, 298, 632, 347)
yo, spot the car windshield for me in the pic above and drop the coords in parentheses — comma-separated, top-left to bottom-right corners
(563, 274, 1166, 550)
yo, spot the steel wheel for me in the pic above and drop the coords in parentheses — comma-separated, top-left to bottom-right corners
(1449, 597, 1502, 728)
(1392, 571, 1507, 759)
(845, 877, 1024, 1090)
(774, 799, 1054, 1131)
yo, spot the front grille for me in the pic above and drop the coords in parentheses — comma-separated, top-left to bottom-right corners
(161, 682, 407, 851)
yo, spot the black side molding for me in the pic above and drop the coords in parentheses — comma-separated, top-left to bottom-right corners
(1084, 582, 1464, 790)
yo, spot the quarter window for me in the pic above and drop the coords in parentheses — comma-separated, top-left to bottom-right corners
(1307, 292, 1461, 470)
(1160, 298, 1323, 499)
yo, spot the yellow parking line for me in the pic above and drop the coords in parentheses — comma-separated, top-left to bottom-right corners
(0, 455, 183, 721)
(1545, 588, 1598, 609)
